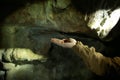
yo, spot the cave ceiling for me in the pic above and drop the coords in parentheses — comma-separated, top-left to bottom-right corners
(0, 0, 120, 40)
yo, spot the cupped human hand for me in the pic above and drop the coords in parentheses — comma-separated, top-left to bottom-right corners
(51, 38, 77, 48)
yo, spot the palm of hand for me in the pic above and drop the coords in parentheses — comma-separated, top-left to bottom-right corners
(51, 38, 77, 48)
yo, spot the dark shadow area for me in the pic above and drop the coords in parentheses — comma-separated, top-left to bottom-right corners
(100, 19, 120, 57)
(0, 0, 46, 23)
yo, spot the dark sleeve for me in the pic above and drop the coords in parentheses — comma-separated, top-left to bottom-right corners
(72, 41, 120, 76)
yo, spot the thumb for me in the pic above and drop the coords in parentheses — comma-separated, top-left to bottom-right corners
(69, 38, 77, 44)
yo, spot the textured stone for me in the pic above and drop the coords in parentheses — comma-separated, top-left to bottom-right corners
(1, 48, 47, 62)
(0, 26, 106, 80)
(3, 0, 96, 38)
(6, 64, 50, 80)
(87, 8, 120, 38)
(0, 0, 120, 80)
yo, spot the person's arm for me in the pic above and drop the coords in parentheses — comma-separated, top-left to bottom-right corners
(72, 41, 107, 75)
(72, 41, 120, 76)
(51, 38, 120, 76)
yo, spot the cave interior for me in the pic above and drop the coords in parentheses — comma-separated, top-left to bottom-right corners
(0, 0, 120, 80)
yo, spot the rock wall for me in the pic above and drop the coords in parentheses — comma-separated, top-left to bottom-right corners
(0, 26, 106, 80)
(0, 0, 120, 80)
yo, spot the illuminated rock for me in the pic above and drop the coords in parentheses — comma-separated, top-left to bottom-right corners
(1, 48, 47, 62)
(87, 8, 120, 38)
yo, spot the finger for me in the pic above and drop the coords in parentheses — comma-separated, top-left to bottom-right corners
(62, 42, 75, 48)
(69, 38, 76, 42)
(51, 38, 60, 42)
(51, 38, 64, 44)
